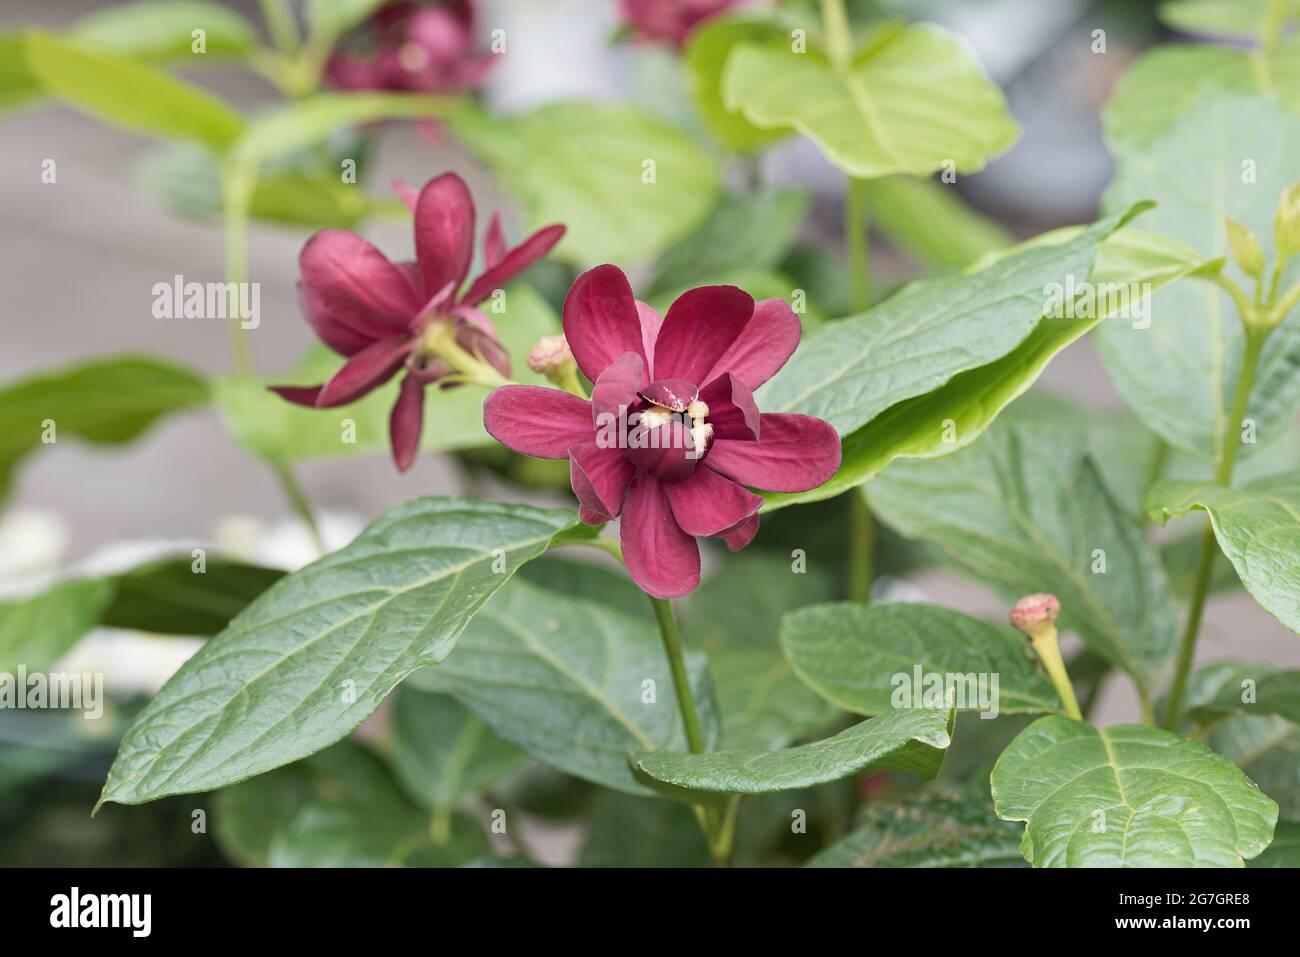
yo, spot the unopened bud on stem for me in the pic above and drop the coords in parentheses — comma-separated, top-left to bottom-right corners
(1226, 218, 1265, 278)
(1011, 593, 1082, 721)
(527, 334, 584, 397)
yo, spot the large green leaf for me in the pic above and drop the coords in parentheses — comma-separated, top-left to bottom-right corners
(1175, 660, 1300, 725)
(630, 706, 952, 804)
(991, 716, 1279, 867)
(868, 420, 1180, 693)
(0, 34, 41, 113)
(781, 602, 1060, 717)
(1157, 0, 1293, 39)
(864, 175, 1013, 270)
(390, 687, 523, 811)
(0, 355, 208, 504)
(215, 284, 557, 464)
(1148, 475, 1300, 633)
(24, 31, 244, 149)
(757, 206, 1149, 509)
(96, 499, 581, 809)
(1099, 91, 1300, 464)
(682, 15, 792, 152)
(722, 23, 1018, 178)
(1103, 39, 1300, 150)
(71, 1, 259, 61)
(808, 793, 1025, 867)
(449, 101, 719, 266)
(412, 575, 717, 795)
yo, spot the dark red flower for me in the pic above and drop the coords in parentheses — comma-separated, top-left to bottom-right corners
(484, 265, 841, 598)
(619, 0, 745, 48)
(271, 172, 564, 472)
(326, 1, 496, 95)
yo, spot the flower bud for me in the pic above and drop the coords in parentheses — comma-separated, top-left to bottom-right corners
(1010, 593, 1060, 639)
(1275, 182, 1300, 258)
(527, 335, 573, 376)
(1225, 218, 1265, 278)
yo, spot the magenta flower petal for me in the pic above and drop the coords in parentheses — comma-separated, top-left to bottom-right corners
(698, 373, 759, 441)
(563, 265, 647, 381)
(414, 172, 476, 301)
(653, 285, 754, 384)
(627, 419, 698, 483)
(391, 179, 419, 212)
(569, 441, 635, 520)
(390, 373, 425, 472)
(621, 473, 701, 598)
(720, 514, 760, 551)
(636, 301, 663, 378)
(315, 335, 414, 407)
(705, 413, 841, 492)
(638, 378, 698, 413)
(460, 224, 566, 307)
(299, 230, 424, 353)
(664, 466, 763, 537)
(484, 385, 594, 459)
(703, 297, 802, 389)
(268, 384, 324, 406)
(484, 213, 506, 269)
(591, 351, 647, 426)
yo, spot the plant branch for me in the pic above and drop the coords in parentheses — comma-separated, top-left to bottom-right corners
(649, 597, 706, 754)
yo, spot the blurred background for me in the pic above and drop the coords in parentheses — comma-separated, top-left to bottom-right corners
(1, 0, 1296, 866)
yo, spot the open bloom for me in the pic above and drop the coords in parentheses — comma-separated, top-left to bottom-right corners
(326, 1, 496, 95)
(271, 172, 564, 472)
(484, 265, 841, 598)
(619, 0, 745, 48)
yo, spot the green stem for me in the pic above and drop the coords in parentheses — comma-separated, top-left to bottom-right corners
(1163, 325, 1266, 730)
(1030, 630, 1083, 721)
(649, 597, 706, 754)
(258, 0, 301, 57)
(274, 464, 327, 556)
(819, 0, 853, 68)
(848, 491, 873, 603)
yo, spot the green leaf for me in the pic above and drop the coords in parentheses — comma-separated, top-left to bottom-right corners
(991, 716, 1279, 867)
(760, 207, 1189, 511)
(864, 175, 1013, 270)
(97, 499, 581, 809)
(411, 575, 717, 795)
(683, 15, 792, 152)
(1157, 0, 1291, 39)
(231, 92, 449, 168)
(808, 793, 1025, 867)
(449, 101, 719, 266)
(648, 188, 809, 297)
(0, 355, 208, 505)
(1148, 475, 1300, 633)
(305, 0, 388, 48)
(781, 602, 1060, 717)
(1103, 40, 1300, 150)
(1207, 714, 1300, 818)
(708, 648, 841, 752)
(215, 285, 557, 464)
(722, 23, 1019, 178)
(71, 1, 259, 61)
(578, 793, 712, 868)
(630, 706, 953, 804)
(868, 420, 1180, 693)
(1174, 660, 1300, 725)
(390, 687, 524, 811)
(100, 557, 285, 636)
(0, 579, 116, 673)
(24, 31, 244, 149)
(1250, 819, 1300, 866)
(1098, 91, 1300, 463)
(0, 33, 42, 113)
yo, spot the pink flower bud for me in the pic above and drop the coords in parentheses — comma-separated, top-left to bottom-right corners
(527, 334, 573, 375)
(1010, 593, 1060, 636)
